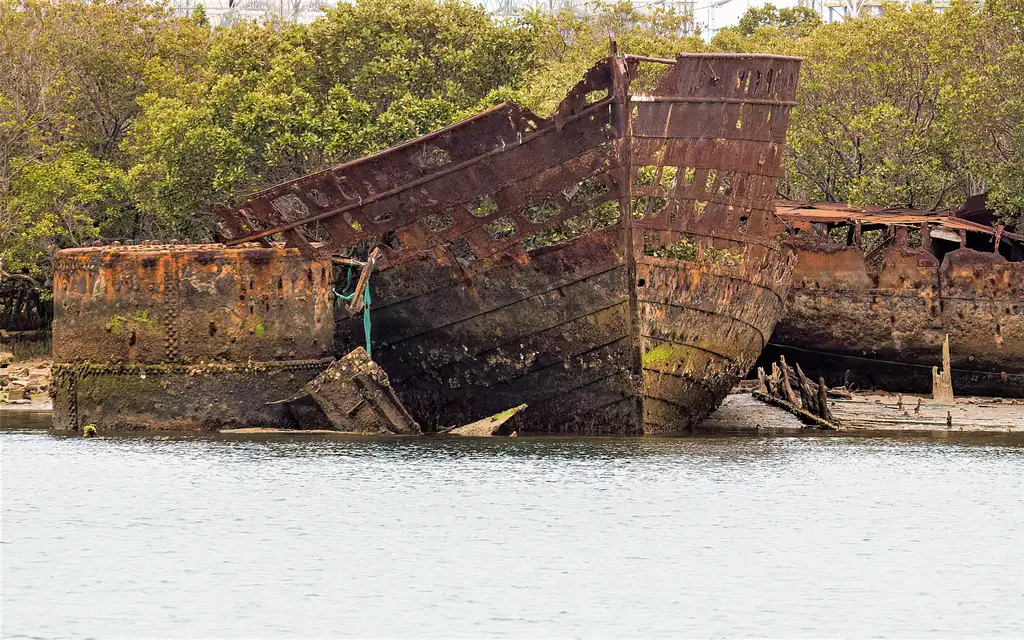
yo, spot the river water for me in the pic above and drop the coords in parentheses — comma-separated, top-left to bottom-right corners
(3, 412, 1024, 638)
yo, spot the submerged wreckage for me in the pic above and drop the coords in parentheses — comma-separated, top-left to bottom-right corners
(51, 52, 802, 435)
(761, 198, 1024, 397)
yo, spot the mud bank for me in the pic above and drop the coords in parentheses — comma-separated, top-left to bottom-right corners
(702, 392, 1023, 433)
(8, 384, 1020, 434)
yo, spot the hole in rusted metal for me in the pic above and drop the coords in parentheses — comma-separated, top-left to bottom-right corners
(209, 322, 217, 337)
(485, 217, 517, 239)
(384, 231, 404, 250)
(524, 202, 620, 251)
(660, 167, 677, 189)
(683, 167, 696, 184)
(424, 211, 455, 232)
(447, 237, 474, 260)
(568, 177, 609, 204)
(585, 90, 606, 103)
(343, 213, 362, 232)
(272, 194, 310, 220)
(128, 331, 136, 347)
(308, 189, 330, 207)
(469, 195, 498, 218)
(637, 278, 646, 287)
(705, 170, 717, 192)
(414, 147, 451, 170)
(277, 277, 283, 291)
(739, 216, 749, 232)
(634, 166, 658, 188)
(523, 200, 561, 224)
(694, 201, 708, 218)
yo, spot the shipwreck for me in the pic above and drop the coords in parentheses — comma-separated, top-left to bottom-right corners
(760, 197, 1024, 397)
(215, 52, 802, 435)
(51, 53, 802, 435)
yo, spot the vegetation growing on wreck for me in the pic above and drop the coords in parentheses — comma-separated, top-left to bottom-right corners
(2, 0, 1023, 293)
(644, 237, 743, 268)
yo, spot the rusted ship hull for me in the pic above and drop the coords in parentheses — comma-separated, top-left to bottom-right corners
(220, 53, 801, 434)
(336, 228, 790, 435)
(764, 204, 1024, 397)
(50, 244, 334, 432)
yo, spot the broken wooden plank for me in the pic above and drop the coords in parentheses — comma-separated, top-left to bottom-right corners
(441, 403, 528, 436)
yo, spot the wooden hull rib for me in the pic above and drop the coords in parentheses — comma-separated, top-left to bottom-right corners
(219, 53, 802, 434)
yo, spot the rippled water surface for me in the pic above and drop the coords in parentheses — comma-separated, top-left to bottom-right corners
(3, 413, 1024, 638)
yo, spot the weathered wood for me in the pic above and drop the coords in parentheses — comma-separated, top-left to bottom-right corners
(817, 376, 834, 422)
(932, 334, 955, 405)
(779, 355, 800, 407)
(752, 391, 840, 430)
(346, 247, 383, 314)
(795, 362, 816, 414)
(757, 367, 768, 394)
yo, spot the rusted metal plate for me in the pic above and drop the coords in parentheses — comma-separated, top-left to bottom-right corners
(51, 243, 336, 432)
(775, 200, 1024, 243)
(763, 201, 1024, 397)
(53, 243, 334, 365)
(216, 53, 802, 435)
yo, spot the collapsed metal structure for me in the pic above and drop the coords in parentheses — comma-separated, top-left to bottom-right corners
(211, 52, 802, 434)
(761, 199, 1024, 396)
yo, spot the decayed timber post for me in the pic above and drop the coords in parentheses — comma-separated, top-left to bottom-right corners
(932, 334, 955, 405)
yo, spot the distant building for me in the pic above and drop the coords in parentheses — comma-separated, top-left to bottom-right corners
(168, 0, 952, 31)
(170, 0, 334, 25)
(820, 0, 952, 22)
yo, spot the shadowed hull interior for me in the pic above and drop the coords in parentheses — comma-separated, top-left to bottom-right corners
(335, 226, 791, 434)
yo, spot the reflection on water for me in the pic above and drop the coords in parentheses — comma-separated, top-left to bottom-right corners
(3, 415, 1023, 638)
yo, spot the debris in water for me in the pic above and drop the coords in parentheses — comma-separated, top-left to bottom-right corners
(441, 404, 527, 437)
(280, 347, 421, 435)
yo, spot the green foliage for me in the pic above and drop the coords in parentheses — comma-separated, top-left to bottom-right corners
(731, 3, 822, 38)
(2, 0, 1024, 291)
(517, 2, 704, 115)
(716, 0, 1024, 228)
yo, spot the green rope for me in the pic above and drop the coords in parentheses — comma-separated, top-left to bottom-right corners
(333, 258, 375, 358)
(362, 272, 373, 359)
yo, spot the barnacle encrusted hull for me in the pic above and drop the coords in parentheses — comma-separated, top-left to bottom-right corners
(219, 53, 801, 434)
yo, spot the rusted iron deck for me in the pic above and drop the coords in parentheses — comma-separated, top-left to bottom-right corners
(761, 198, 1024, 397)
(214, 53, 802, 435)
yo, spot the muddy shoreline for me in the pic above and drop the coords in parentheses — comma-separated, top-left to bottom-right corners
(5, 386, 1021, 434)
